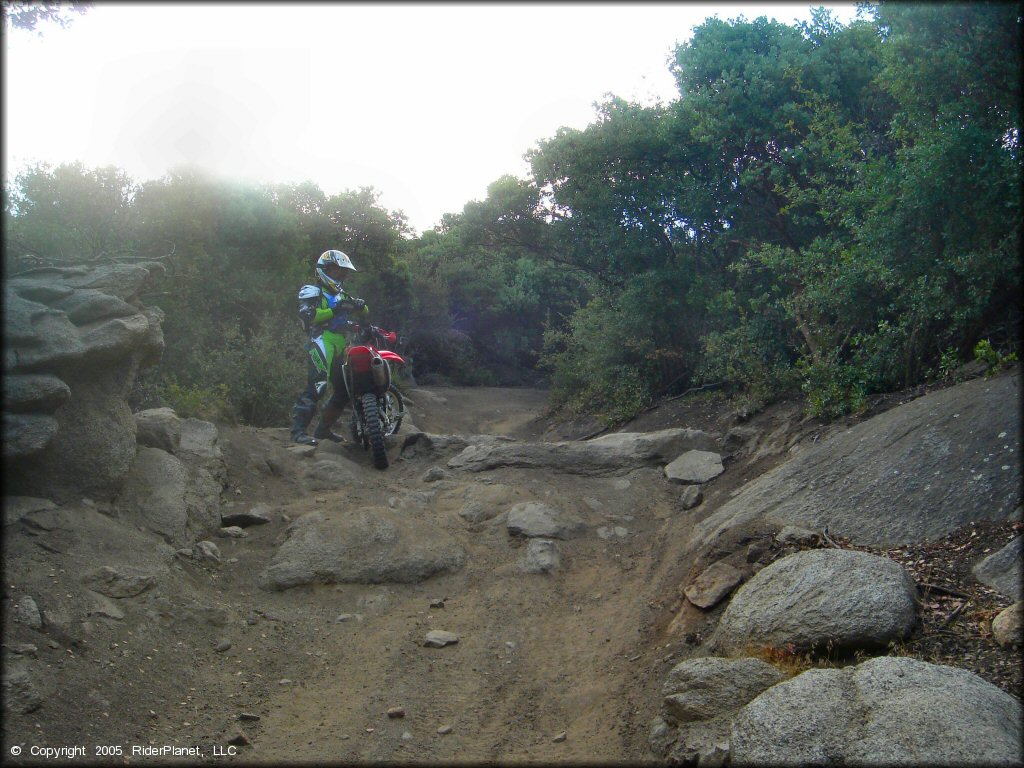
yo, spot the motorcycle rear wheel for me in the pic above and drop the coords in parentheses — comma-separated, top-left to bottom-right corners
(360, 392, 389, 469)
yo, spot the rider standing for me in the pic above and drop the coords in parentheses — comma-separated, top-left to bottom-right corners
(290, 249, 369, 445)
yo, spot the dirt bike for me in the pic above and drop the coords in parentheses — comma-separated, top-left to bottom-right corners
(341, 322, 407, 469)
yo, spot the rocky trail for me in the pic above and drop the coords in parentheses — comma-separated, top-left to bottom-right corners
(4, 376, 1023, 765)
(4, 386, 692, 763)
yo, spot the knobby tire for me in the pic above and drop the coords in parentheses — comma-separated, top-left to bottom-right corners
(361, 392, 389, 469)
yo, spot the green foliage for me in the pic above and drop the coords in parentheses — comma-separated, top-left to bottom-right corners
(161, 381, 232, 422)
(935, 347, 962, 382)
(3, 3, 1019, 427)
(798, 354, 868, 419)
(4, 162, 140, 269)
(697, 322, 798, 415)
(973, 339, 1019, 377)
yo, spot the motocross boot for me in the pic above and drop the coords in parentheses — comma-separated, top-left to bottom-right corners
(313, 402, 345, 443)
(291, 398, 318, 445)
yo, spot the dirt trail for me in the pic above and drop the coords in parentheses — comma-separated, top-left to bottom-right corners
(2, 386, 716, 765)
(208, 386, 693, 763)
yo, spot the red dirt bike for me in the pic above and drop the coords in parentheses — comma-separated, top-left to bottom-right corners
(341, 322, 407, 469)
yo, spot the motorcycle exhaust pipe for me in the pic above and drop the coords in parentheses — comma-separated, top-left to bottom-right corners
(370, 355, 389, 388)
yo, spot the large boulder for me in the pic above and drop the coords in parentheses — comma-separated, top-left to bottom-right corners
(665, 450, 725, 485)
(506, 501, 586, 540)
(113, 413, 225, 547)
(3, 263, 166, 502)
(650, 656, 786, 765)
(730, 656, 1023, 766)
(259, 509, 465, 590)
(714, 549, 919, 654)
(661, 657, 786, 725)
(691, 371, 1021, 549)
(10, 365, 141, 502)
(114, 447, 192, 546)
(133, 407, 182, 454)
(447, 428, 719, 476)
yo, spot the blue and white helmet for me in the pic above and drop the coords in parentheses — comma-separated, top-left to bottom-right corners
(316, 249, 357, 294)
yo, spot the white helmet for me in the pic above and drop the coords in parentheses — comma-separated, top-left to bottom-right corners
(316, 249, 357, 294)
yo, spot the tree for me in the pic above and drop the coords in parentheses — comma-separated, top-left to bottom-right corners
(4, 162, 139, 270)
(2, 1, 91, 34)
(404, 175, 582, 384)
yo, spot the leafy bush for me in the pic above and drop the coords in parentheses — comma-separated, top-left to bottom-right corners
(161, 381, 233, 422)
(697, 322, 799, 415)
(973, 339, 1019, 376)
(216, 315, 308, 426)
(798, 354, 868, 419)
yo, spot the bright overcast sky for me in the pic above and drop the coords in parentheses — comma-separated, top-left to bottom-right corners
(3, 2, 860, 233)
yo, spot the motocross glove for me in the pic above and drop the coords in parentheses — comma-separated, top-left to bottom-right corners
(331, 296, 364, 315)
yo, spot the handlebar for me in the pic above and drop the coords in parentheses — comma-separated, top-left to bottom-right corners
(346, 321, 400, 349)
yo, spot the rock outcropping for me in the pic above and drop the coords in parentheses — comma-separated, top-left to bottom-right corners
(690, 371, 1021, 549)
(4, 263, 166, 502)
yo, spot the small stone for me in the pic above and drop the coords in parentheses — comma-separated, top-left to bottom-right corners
(746, 540, 770, 563)
(437, 725, 453, 735)
(215, 639, 232, 653)
(521, 539, 560, 574)
(401, 731, 413, 741)
(992, 601, 1022, 648)
(429, 599, 446, 609)
(278, 679, 293, 685)
(424, 630, 459, 648)
(239, 713, 261, 722)
(680, 485, 703, 510)
(221, 505, 273, 528)
(553, 731, 567, 743)
(775, 525, 820, 547)
(664, 450, 724, 484)
(336, 614, 356, 623)
(192, 540, 221, 564)
(12, 643, 38, 657)
(422, 467, 450, 483)
(246, 613, 259, 625)
(387, 706, 406, 719)
(684, 560, 744, 609)
(217, 526, 248, 539)
(13, 596, 43, 629)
